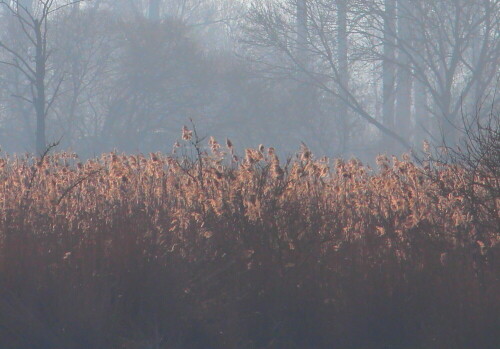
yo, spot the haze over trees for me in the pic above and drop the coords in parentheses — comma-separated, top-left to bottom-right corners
(0, 0, 498, 157)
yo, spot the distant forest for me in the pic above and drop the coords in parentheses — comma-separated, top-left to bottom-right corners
(0, 0, 498, 159)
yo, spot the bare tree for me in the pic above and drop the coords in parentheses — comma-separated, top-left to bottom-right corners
(47, 3, 117, 153)
(394, 0, 412, 141)
(337, 0, 349, 152)
(244, 0, 413, 151)
(0, 0, 84, 154)
(382, 0, 396, 146)
(360, 0, 500, 146)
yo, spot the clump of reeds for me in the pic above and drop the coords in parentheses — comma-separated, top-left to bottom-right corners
(0, 127, 498, 348)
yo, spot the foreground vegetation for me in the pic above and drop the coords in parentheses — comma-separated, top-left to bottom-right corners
(0, 134, 498, 348)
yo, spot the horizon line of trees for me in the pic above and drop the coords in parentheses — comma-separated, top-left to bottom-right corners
(0, 0, 498, 159)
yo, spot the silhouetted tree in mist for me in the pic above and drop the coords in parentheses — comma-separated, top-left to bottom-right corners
(0, 0, 85, 154)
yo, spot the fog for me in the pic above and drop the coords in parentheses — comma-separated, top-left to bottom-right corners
(0, 0, 499, 160)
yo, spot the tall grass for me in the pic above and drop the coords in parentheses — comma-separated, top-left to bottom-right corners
(0, 133, 498, 348)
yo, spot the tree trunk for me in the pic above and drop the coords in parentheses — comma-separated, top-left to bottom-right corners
(293, 0, 310, 123)
(395, 0, 412, 148)
(412, 3, 428, 145)
(414, 80, 428, 144)
(383, 0, 396, 147)
(470, 5, 485, 111)
(337, 0, 349, 152)
(440, 91, 456, 147)
(296, 0, 308, 66)
(34, 19, 46, 155)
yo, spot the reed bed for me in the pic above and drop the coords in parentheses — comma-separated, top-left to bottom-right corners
(0, 133, 498, 348)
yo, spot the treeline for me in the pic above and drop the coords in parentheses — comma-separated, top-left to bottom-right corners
(0, 135, 498, 348)
(1, 0, 499, 157)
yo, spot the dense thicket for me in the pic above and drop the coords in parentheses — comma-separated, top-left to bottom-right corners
(0, 135, 498, 348)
